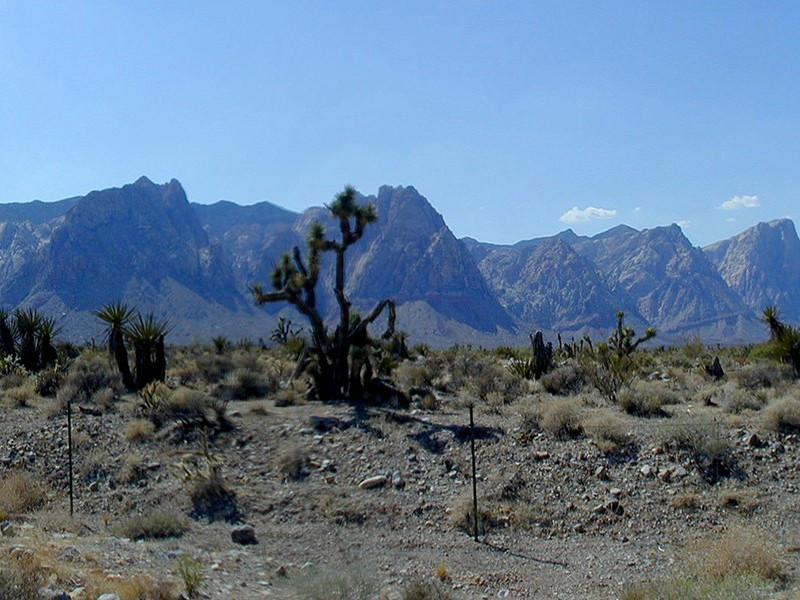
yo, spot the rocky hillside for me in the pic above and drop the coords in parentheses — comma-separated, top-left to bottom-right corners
(0, 177, 797, 345)
(704, 219, 800, 322)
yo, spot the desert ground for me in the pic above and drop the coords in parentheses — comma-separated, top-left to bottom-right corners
(0, 338, 799, 599)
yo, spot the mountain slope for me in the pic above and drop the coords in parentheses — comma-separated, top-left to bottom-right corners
(704, 219, 800, 321)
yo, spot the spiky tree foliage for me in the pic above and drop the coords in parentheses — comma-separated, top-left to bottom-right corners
(252, 186, 396, 401)
(13, 308, 41, 371)
(125, 312, 170, 389)
(581, 311, 656, 403)
(95, 301, 136, 390)
(35, 315, 60, 369)
(760, 306, 800, 375)
(0, 310, 15, 358)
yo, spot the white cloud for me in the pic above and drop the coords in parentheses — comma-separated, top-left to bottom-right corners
(719, 195, 760, 210)
(633, 206, 642, 213)
(560, 206, 617, 223)
(677, 220, 691, 228)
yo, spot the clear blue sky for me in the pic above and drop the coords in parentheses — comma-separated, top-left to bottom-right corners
(1, 1, 799, 246)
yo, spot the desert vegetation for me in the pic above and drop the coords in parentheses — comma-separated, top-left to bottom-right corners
(0, 302, 796, 598)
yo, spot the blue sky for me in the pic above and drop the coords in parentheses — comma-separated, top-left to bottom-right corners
(1, 1, 799, 246)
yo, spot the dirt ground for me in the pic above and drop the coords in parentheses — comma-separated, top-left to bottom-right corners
(1, 383, 799, 599)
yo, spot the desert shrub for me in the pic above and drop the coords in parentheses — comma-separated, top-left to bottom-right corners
(621, 574, 778, 600)
(163, 386, 209, 422)
(318, 490, 368, 525)
(714, 384, 764, 414)
(393, 360, 436, 390)
(214, 367, 271, 401)
(658, 418, 735, 482)
(63, 349, 122, 400)
(117, 511, 189, 540)
(617, 380, 678, 417)
(540, 360, 586, 395)
(125, 418, 156, 443)
(182, 436, 241, 523)
(582, 410, 634, 453)
(465, 360, 528, 406)
(92, 575, 180, 600)
(533, 397, 584, 439)
(762, 395, 800, 432)
(0, 471, 47, 514)
(274, 380, 308, 407)
(279, 562, 378, 600)
(35, 363, 64, 397)
(401, 578, 456, 600)
(174, 352, 234, 385)
(276, 445, 309, 481)
(734, 359, 793, 391)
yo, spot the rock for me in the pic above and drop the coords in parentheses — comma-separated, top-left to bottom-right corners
(658, 466, 672, 482)
(358, 475, 388, 489)
(609, 488, 622, 498)
(0, 521, 14, 537)
(97, 594, 121, 600)
(672, 466, 688, 478)
(605, 497, 624, 515)
(87, 481, 99, 492)
(743, 432, 765, 448)
(231, 525, 258, 545)
(276, 565, 288, 577)
(595, 466, 609, 480)
(770, 442, 785, 456)
(391, 471, 405, 489)
(640, 465, 653, 477)
(533, 451, 550, 460)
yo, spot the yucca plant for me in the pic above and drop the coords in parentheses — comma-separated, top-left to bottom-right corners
(0, 309, 15, 358)
(125, 311, 170, 389)
(760, 305, 800, 375)
(13, 308, 42, 371)
(35, 315, 60, 369)
(95, 301, 136, 390)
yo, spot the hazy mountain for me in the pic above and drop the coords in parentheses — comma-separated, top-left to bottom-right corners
(0, 177, 791, 345)
(704, 218, 800, 321)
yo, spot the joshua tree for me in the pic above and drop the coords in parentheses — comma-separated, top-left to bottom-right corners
(96, 301, 136, 390)
(252, 186, 397, 401)
(35, 315, 59, 369)
(5, 308, 61, 372)
(0, 310, 15, 358)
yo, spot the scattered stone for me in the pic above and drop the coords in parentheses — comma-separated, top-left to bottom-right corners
(0, 520, 14, 537)
(640, 465, 653, 477)
(358, 475, 388, 489)
(97, 594, 121, 600)
(391, 470, 405, 489)
(672, 466, 688, 479)
(231, 525, 258, 545)
(609, 488, 622, 498)
(87, 480, 100, 492)
(658, 467, 672, 482)
(533, 451, 550, 461)
(276, 566, 288, 577)
(770, 442, 786, 456)
(743, 433, 765, 448)
(595, 466, 609, 480)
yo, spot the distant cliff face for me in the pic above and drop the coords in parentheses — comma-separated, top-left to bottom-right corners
(704, 219, 800, 321)
(0, 177, 795, 345)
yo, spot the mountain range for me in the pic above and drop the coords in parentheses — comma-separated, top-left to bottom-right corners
(0, 176, 795, 346)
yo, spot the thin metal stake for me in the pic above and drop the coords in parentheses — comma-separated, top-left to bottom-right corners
(470, 404, 478, 542)
(67, 401, 74, 516)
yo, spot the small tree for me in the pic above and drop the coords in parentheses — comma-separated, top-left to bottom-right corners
(581, 311, 656, 402)
(252, 186, 397, 401)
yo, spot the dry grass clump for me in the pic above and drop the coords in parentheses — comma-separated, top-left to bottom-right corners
(713, 384, 765, 414)
(623, 527, 786, 600)
(274, 379, 309, 407)
(685, 527, 786, 582)
(401, 578, 456, 600)
(118, 452, 148, 484)
(582, 409, 634, 453)
(2, 379, 37, 407)
(449, 493, 499, 536)
(762, 395, 800, 432)
(125, 418, 156, 442)
(539, 360, 586, 396)
(0, 551, 46, 600)
(734, 359, 794, 391)
(617, 380, 679, 417)
(318, 490, 368, 525)
(393, 359, 436, 390)
(278, 562, 378, 600)
(117, 510, 189, 540)
(0, 471, 48, 514)
(276, 444, 309, 481)
(658, 417, 734, 482)
(533, 397, 585, 439)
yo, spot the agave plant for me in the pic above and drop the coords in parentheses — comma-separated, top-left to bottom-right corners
(95, 301, 136, 390)
(125, 311, 171, 389)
